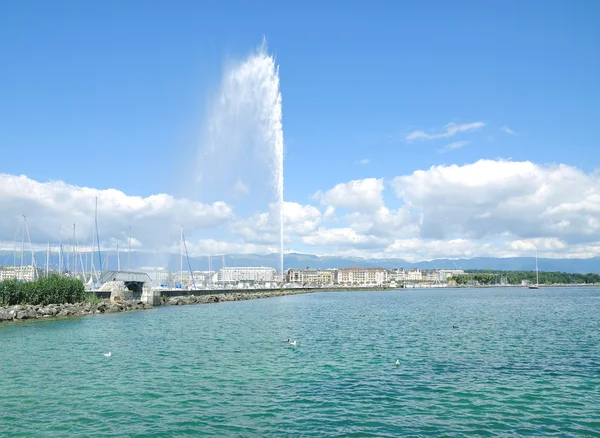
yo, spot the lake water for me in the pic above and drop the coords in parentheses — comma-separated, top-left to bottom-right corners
(1, 287, 599, 436)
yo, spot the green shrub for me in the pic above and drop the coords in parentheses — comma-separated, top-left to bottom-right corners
(0, 276, 86, 306)
(84, 292, 102, 304)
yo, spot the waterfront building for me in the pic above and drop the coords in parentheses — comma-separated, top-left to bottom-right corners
(438, 269, 465, 282)
(143, 268, 171, 285)
(286, 268, 335, 285)
(406, 268, 423, 281)
(171, 271, 216, 288)
(389, 269, 407, 282)
(218, 267, 276, 283)
(336, 267, 388, 286)
(423, 270, 439, 282)
(0, 265, 46, 282)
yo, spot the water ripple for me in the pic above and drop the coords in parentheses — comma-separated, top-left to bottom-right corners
(1, 287, 599, 436)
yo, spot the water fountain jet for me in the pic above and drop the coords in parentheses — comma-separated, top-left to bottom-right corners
(197, 42, 284, 284)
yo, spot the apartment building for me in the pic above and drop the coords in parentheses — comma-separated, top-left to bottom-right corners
(218, 267, 276, 283)
(0, 266, 45, 282)
(286, 268, 335, 285)
(336, 267, 388, 285)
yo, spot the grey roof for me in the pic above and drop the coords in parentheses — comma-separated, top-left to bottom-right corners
(97, 270, 152, 284)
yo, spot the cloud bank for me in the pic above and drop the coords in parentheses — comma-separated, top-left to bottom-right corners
(3, 159, 600, 261)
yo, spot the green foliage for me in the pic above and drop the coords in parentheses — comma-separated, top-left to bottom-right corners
(0, 276, 86, 306)
(84, 292, 102, 304)
(461, 270, 600, 285)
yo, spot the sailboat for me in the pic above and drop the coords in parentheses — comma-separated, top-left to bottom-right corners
(529, 250, 540, 289)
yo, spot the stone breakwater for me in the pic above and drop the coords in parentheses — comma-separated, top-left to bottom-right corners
(164, 289, 312, 306)
(0, 300, 153, 323)
(0, 289, 313, 324)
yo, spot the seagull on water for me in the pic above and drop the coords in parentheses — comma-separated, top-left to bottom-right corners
(104, 352, 112, 357)
(395, 360, 400, 366)
(289, 340, 297, 346)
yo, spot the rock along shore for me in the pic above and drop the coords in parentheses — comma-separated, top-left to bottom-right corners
(0, 289, 312, 324)
(164, 288, 313, 306)
(0, 300, 153, 323)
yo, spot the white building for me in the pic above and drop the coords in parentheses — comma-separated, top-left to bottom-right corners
(287, 268, 336, 285)
(407, 269, 423, 281)
(0, 266, 46, 282)
(389, 269, 407, 282)
(218, 267, 276, 283)
(336, 267, 388, 285)
(423, 270, 439, 282)
(143, 268, 171, 285)
(438, 269, 465, 282)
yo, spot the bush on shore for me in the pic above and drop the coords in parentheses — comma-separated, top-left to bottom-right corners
(0, 276, 86, 306)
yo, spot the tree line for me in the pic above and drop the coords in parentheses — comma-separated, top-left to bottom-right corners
(0, 276, 86, 306)
(454, 270, 600, 285)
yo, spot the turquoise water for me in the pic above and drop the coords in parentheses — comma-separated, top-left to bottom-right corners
(1, 287, 599, 436)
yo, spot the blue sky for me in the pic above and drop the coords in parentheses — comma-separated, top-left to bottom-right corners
(1, 1, 600, 261)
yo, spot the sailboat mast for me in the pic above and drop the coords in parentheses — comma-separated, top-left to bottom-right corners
(117, 243, 121, 271)
(75, 229, 85, 279)
(180, 226, 183, 288)
(20, 216, 25, 269)
(72, 224, 77, 277)
(13, 227, 16, 268)
(58, 227, 62, 273)
(46, 242, 50, 277)
(67, 239, 71, 273)
(128, 226, 131, 271)
(23, 215, 36, 279)
(182, 230, 197, 290)
(95, 196, 102, 278)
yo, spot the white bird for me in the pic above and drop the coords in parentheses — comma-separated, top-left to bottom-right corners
(289, 340, 297, 347)
(395, 360, 400, 366)
(104, 352, 112, 357)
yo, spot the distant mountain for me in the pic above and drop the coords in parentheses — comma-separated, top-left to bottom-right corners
(1, 250, 599, 274)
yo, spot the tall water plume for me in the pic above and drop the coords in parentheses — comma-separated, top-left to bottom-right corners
(197, 43, 284, 282)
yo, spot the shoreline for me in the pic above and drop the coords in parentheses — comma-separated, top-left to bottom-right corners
(2, 283, 599, 324)
(157, 282, 600, 297)
(0, 300, 152, 324)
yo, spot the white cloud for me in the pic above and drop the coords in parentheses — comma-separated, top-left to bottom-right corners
(299, 159, 600, 260)
(508, 238, 565, 252)
(230, 201, 322, 245)
(7, 157, 600, 262)
(0, 174, 233, 249)
(380, 237, 600, 263)
(313, 178, 384, 211)
(344, 206, 415, 238)
(501, 125, 516, 135)
(439, 141, 469, 153)
(391, 159, 600, 243)
(356, 158, 370, 165)
(323, 206, 336, 219)
(284, 202, 322, 234)
(302, 227, 388, 249)
(406, 122, 485, 141)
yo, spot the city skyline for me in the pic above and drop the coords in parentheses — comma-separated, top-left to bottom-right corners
(2, 1, 600, 261)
